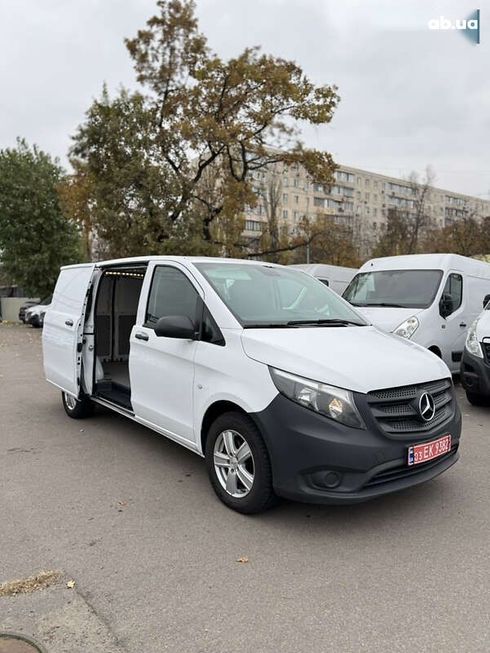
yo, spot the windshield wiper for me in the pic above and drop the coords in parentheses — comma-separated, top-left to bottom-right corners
(351, 302, 406, 308)
(243, 323, 293, 328)
(286, 319, 366, 327)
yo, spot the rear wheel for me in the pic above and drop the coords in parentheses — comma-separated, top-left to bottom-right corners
(205, 411, 277, 514)
(465, 391, 489, 407)
(62, 391, 94, 419)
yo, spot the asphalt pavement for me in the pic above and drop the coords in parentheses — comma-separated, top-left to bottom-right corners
(1, 323, 489, 652)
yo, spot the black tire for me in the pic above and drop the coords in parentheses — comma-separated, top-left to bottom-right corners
(31, 316, 41, 328)
(61, 391, 94, 419)
(466, 391, 489, 407)
(205, 411, 277, 514)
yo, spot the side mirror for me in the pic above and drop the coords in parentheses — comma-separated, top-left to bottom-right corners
(154, 315, 196, 339)
(439, 293, 453, 319)
(483, 294, 490, 308)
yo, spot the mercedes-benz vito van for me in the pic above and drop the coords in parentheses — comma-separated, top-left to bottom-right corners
(344, 254, 490, 373)
(43, 257, 461, 513)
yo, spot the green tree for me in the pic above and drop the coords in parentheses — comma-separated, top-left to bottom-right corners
(0, 139, 81, 296)
(70, 0, 339, 258)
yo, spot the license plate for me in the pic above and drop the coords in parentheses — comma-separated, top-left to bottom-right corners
(408, 434, 452, 466)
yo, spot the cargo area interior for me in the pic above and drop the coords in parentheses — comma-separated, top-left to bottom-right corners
(94, 267, 146, 409)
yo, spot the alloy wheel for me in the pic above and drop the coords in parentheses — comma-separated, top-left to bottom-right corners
(213, 429, 255, 498)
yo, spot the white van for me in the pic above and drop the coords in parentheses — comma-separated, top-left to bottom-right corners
(343, 254, 490, 373)
(289, 263, 357, 294)
(461, 295, 490, 405)
(43, 257, 461, 513)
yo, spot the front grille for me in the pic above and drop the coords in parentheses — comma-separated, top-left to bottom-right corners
(367, 378, 454, 436)
(364, 444, 459, 488)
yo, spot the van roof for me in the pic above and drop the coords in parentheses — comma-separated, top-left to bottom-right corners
(360, 253, 490, 275)
(60, 256, 284, 270)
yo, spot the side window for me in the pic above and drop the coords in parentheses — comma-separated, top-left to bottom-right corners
(145, 266, 200, 327)
(441, 273, 463, 316)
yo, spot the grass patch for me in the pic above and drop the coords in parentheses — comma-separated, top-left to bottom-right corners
(0, 570, 62, 597)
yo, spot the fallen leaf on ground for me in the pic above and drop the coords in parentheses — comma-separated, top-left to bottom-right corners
(236, 556, 249, 564)
(66, 580, 76, 589)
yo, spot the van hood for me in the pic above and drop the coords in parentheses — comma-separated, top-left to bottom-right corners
(353, 307, 423, 332)
(241, 325, 449, 394)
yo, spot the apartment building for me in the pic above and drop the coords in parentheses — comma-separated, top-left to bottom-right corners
(244, 161, 490, 253)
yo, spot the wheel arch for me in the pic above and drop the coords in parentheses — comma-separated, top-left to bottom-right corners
(428, 345, 442, 358)
(200, 400, 249, 455)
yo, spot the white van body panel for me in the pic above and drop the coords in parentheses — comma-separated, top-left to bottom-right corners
(43, 263, 96, 395)
(193, 329, 277, 452)
(290, 264, 357, 294)
(346, 254, 490, 373)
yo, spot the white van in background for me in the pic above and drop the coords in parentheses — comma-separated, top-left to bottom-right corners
(461, 297, 490, 405)
(289, 264, 357, 294)
(343, 254, 490, 373)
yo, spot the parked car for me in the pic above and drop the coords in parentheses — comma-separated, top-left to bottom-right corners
(461, 293, 490, 405)
(289, 263, 357, 294)
(26, 295, 52, 328)
(18, 299, 40, 323)
(43, 257, 461, 513)
(343, 253, 490, 373)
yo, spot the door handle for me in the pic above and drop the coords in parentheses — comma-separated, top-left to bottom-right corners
(459, 322, 467, 328)
(135, 332, 149, 341)
(65, 319, 74, 327)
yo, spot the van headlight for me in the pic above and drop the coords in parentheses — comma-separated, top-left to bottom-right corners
(465, 319, 483, 358)
(393, 316, 419, 339)
(269, 367, 365, 429)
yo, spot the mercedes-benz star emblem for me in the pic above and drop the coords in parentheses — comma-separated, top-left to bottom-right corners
(418, 392, 436, 422)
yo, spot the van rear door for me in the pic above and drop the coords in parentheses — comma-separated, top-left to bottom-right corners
(43, 264, 96, 396)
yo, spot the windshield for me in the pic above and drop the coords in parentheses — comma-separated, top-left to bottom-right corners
(195, 262, 367, 327)
(343, 269, 443, 309)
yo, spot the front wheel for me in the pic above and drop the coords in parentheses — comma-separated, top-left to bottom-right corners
(62, 391, 94, 419)
(205, 411, 277, 514)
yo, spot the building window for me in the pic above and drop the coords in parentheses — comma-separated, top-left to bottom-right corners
(365, 178, 370, 187)
(293, 210, 299, 220)
(283, 193, 288, 202)
(282, 209, 289, 219)
(293, 178, 299, 187)
(294, 195, 299, 204)
(245, 220, 262, 232)
(335, 171, 355, 184)
(283, 177, 289, 187)
(314, 197, 325, 208)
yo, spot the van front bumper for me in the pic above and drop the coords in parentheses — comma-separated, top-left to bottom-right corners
(461, 349, 490, 397)
(252, 393, 461, 505)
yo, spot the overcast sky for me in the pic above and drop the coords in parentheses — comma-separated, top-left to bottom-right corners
(0, 0, 488, 197)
